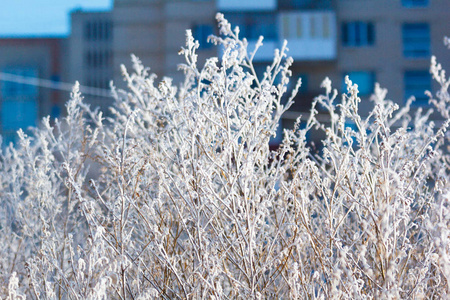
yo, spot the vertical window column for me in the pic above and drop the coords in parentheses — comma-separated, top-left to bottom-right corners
(404, 70, 431, 104)
(402, 23, 430, 58)
(342, 21, 375, 47)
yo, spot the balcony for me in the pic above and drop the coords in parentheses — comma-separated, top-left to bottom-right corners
(239, 11, 336, 62)
(217, 0, 277, 11)
(278, 11, 336, 60)
(221, 11, 336, 62)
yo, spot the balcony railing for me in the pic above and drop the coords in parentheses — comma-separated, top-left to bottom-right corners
(217, 0, 277, 11)
(244, 11, 336, 61)
(278, 11, 336, 60)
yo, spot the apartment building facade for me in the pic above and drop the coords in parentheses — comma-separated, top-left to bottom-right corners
(219, 0, 449, 117)
(107, 0, 448, 121)
(113, 0, 217, 86)
(67, 0, 449, 111)
(219, 0, 337, 115)
(68, 10, 114, 112)
(337, 0, 450, 115)
(0, 37, 66, 144)
(1, 0, 448, 144)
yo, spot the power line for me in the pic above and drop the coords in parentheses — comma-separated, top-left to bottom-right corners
(0, 72, 112, 98)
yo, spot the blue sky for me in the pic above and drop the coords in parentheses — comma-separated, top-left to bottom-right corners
(0, 0, 112, 36)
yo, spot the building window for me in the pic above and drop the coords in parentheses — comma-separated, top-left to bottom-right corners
(247, 19, 277, 40)
(402, 23, 430, 58)
(343, 71, 375, 96)
(92, 21, 98, 41)
(84, 50, 112, 68)
(342, 22, 375, 47)
(193, 24, 214, 49)
(298, 74, 308, 94)
(84, 51, 91, 67)
(84, 22, 92, 40)
(279, 0, 320, 9)
(105, 21, 112, 40)
(1, 68, 38, 97)
(404, 70, 431, 104)
(253, 63, 269, 84)
(1, 68, 39, 143)
(85, 77, 110, 89)
(51, 104, 61, 119)
(281, 13, 332, 40)
(402, 0, 428, 7)
(225, 13, 277, 41)
(84, 20, 113, 41)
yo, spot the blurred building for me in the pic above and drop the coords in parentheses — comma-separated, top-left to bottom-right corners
(336, 0, 449, 115)
(219, 0, 449, 127)
(219, 0, 337, 127)
(0, 37, 66, 144)
(113, 0, 216, 85)
(1, 0, 449, 144)
(108, 0, 449, 125)
(68, 9, 114, 112)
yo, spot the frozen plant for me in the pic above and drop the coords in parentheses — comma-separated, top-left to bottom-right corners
(0, 14, 449, 299)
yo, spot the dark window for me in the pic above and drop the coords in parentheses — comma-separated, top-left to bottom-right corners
(104, 21, 112, 40)
(84, 20, 112, 41)
(279, 0, 324, 9)
(51, 105, 61, 119)
(105, 50, 111, 67)
(342, 22, 375, 47)
(85, 77, 109, 89)
(84, 50, 112, 68)
(84, 51, 91, 67)
(98, 21, 103, 40)
(402, 23, 430, 58)
(104, 78, 110, 89)
(342, 71, 375, 96)
(193, 24, 214, 49)
(50, 74, 60, 82)
(298, 74, 308, 94)
(252, 63, 267, 83)
(404, 70, 431, 104)
(92, 22, 98, 41)
(92, 51, 98, 68)
(225, 13, 277, 41)
(247, 16, 277, 40)
(402, 0, 428, 7)
(84, 22, 92, 40)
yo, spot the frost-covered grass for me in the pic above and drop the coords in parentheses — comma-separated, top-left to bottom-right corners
(1, 15, 449, 299)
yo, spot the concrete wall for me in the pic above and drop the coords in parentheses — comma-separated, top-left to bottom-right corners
(113, 0, 216, 86)
(68, 10, 114, 111)
(337, 0, 450, 110)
